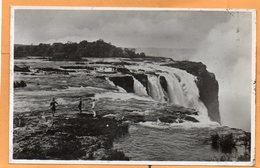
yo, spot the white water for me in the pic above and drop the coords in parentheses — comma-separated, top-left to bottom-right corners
(93, 63, 211, 123)
(162, 74, 186, 106)
(159, 66, 211, 122)
(147, 75, 166, 102)
(132, 77, 148, 96)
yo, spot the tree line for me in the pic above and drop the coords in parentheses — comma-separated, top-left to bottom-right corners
(14, 39, 146, 60)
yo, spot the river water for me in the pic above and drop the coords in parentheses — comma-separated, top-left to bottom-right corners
(13, 58, 249, 162)
(114, 124, 233, 161)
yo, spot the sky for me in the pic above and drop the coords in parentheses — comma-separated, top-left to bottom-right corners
(14, 9, 254, 131)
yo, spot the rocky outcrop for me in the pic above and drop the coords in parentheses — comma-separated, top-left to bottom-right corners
(208, 126, 251, 161)
(162, 61, 220, 123)
(60, 66, 94, 70)
(109, 76, 134, 93)
(35, 67, 76, 74)
(14, 65, 30, 72)
(14, 81, 27, 88)
(116, 67, 131, 74)
(89, 61, 136, 66)
(13, 113, 129, 160)
(159, 76, 168, 93)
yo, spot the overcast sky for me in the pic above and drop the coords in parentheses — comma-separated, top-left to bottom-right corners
(14, 9, 254, 131)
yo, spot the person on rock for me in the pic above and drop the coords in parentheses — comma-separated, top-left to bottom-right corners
(78, 97, 83, 114)
(91, 98, 97, 118)
(50, 98, 58, 117)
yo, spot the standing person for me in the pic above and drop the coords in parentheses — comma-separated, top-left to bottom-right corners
(78, 97, 83, 113)
(50, 98, 58, 117)
(91, 99, 96, 118)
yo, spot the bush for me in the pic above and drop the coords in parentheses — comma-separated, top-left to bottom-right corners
(14, 80, 27, 88)
(211, 133, 236, 154)
(210, 133, 220, 150)
(219, 133, 236, 153)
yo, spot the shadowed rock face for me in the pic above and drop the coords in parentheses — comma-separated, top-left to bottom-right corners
(14, 81, 27, 88)
(132, 73, 148, 92)
(14, 65, 30, 72)
(109, 76, 134, 93)
(162, 61, 220, 124)
(159, 76, 168, 93)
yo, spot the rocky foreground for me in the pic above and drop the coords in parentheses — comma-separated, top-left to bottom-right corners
(13, 57, 251, 161)
(13, 111, 129, 160)
(13, 108, 251, 161)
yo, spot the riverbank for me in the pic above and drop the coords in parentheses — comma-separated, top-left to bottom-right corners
(13, 111, 129, 160)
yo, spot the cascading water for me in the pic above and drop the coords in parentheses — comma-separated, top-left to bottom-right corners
(147, 75, 166, 102)
(162, 74, 186, 107)
(155, 66, 211, 123)
(132, 77, 148, 96)
(106, 64, 211, 123)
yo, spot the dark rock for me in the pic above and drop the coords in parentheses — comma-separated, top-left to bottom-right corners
(60, 66, 94, 70)
(178, 119, 184, 123)
(112, 61, 136, 66)
(116, 67, 131, 74)
(125, 114, 145, 123)
(14, 65, 30, 72)
(14, 81, 27, 88)
(84, 93, 95, 97)
(95, 76, 106, 79)
(180, 110, 198, 116)
(89, 61, 136, 66)
(159, 116, 177, 123)
(14, 114, 26, 127)
(35, 67, 75, 73)
(159, 76, 168, 92)
(75, 62, 86, 65)
(211, 133, 220, 149)
(13, 113, 129, 160)
(21, 72, 29, 75)
(162, 61, 220, 123)
(101, 149, 129, 160)
(132, 73, 148, 92)
(184, 116, 199, 122)
(89, 61, 111, 65)
(109, 76, 134, 93)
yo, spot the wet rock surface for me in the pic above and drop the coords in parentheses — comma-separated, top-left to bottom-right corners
(109, 76, 134, 93)
(13, 112, 129, 160)
(14, 80, 27, 88)
(14, 65, 30, 72)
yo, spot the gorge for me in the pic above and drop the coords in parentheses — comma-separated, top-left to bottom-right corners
(13, 55, 250, 162)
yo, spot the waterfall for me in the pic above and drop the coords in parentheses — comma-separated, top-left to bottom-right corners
(132, 77, 148, 96)
(107, 64, 210, 122)
(147, 75, 166, 102)
(162, 74, 186, 107)
(144, 65, 211, 122)
(160, 67, 210, 122)
(170, 70, 209, 120)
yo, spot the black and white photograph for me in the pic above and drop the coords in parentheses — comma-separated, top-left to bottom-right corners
(10, 7, 255, 165)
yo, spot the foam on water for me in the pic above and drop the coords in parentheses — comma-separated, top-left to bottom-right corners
(146, 64, 212, 123)
(139, 120, 220, 130)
